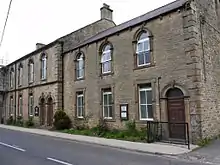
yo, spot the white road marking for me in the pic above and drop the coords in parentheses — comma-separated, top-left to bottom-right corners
(0, 142, 26, 152)
(47, 157, 73, 165)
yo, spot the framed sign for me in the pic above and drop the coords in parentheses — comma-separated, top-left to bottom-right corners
(120, 103, 128, 120)
(34, 106, 39, 117)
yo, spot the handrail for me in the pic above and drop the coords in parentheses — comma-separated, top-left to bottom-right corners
(146, 121, 190, 149)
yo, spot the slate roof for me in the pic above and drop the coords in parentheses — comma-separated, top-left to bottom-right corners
(68, 0, 188, 53)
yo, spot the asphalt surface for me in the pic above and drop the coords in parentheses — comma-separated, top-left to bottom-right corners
(179, 139, 220, 165)
(0, 128, 211, 165)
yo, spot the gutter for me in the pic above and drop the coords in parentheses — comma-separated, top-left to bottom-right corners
(14, 64, 17, 120)
(158, 76, 162, 121)
(60, 42, 64, 109)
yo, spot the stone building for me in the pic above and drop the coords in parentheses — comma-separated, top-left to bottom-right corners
(0, 0, 220, 144)
(0, 4, 115, 127)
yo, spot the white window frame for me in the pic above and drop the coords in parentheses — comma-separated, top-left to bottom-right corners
(29, 63, 34, 83)
(102, 91, 113, 119)
(76, 93, 84, 118)
(10, 97, 13, 116)
(10, 71, 14, 88)
(41, 56, 47, 80)
(136, 37, 150, 67)
(29, 95, 34, 117)
(76, 55, 84, 79)
(18, 67, 23, 86)
(19, 95, 23, 116)
(101, 49, 112, 74)
(139, 87, 153, 121)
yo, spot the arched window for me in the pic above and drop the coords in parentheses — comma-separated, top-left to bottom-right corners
(136, 32, 151, 66)
(28, 93, 34, 116)
(101, 44, 112, 74)
(18, 63, 23, 86)
(9, 96, 13, 116)
(9, 68, 14, 88)
(28, 59, 34, 83)
(18, 94, 23, 116)
(41, 54, 47, 80)
(76, 52, 84, 79)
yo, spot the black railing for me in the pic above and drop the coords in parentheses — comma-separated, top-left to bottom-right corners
(146, 121, 190, 149)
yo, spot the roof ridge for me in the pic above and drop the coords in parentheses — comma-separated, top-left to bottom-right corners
(65, 0, 188, 53)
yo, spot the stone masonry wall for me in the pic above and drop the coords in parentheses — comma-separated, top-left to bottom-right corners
(5, 42, 63, 121)
(194, 0, 220, 139)
(2, 17, 116, 122)
(63, 7, 203, 143)
(59, 19, 115, 53)
(181, 1, 203, 143)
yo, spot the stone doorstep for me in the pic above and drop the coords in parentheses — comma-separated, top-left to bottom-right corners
(0, 124, 199, 156)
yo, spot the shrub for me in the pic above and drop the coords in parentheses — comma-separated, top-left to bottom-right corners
(6, 116, 14, 125)
(125, 120, 136, 131)
(1, 118, 4, 124)
(15, 116, 24, 127)
(53, 110, 72, 130)
(25, 116, 35, 128)
(91, 118, 109, 136)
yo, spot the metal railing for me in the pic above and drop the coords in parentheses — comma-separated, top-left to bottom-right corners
(146, 121, 190, 149)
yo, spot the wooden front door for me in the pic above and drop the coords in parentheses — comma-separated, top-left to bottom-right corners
(40, 98, 45, 126)
(47, 98, 53, 126)
(167, 88, 186, 139)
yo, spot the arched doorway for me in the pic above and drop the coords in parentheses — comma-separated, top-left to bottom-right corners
(166, 88, 186, 139)
(47, 97, 53, 126)
(40, 98, 46, 125)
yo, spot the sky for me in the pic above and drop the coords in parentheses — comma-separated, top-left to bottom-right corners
(0, 0, 174, 64)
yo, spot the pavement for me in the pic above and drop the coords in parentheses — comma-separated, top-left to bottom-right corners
(0, 124, 198, 156)
(0, 127, 211, 165)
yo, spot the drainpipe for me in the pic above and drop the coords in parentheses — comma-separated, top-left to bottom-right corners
(14, 63, 17, 121)
(3, 91, 6, 123)
(158, 76, 162, 121)
(60, 42, 64, 109)
(199, 15, 207, 82)
(3, 67, 7, 123)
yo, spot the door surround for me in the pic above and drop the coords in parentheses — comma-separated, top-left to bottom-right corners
(160, 83, 190, 141)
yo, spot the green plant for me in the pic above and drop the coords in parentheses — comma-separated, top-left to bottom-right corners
(25, 116, 35, 128)
(125, 120, 136, 132)
(53, 110, 72, 130)
(197, 137, 212, 147)
(6, 116, 14, 125)
(15, 116, 24, 127)
(91, 118, 109, 136)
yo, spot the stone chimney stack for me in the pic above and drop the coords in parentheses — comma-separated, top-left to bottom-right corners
(100, 3, 113, 21)
(36, 43, 45, 50)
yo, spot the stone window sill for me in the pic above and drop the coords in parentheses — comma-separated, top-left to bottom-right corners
(133, 63, 155, 70)
(76, 116, 84, 120)
(136, 119, 154, 124)
(100, 72, 114, 77)
(103, 118, 116, 122)
(75, 77, 85, 81)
